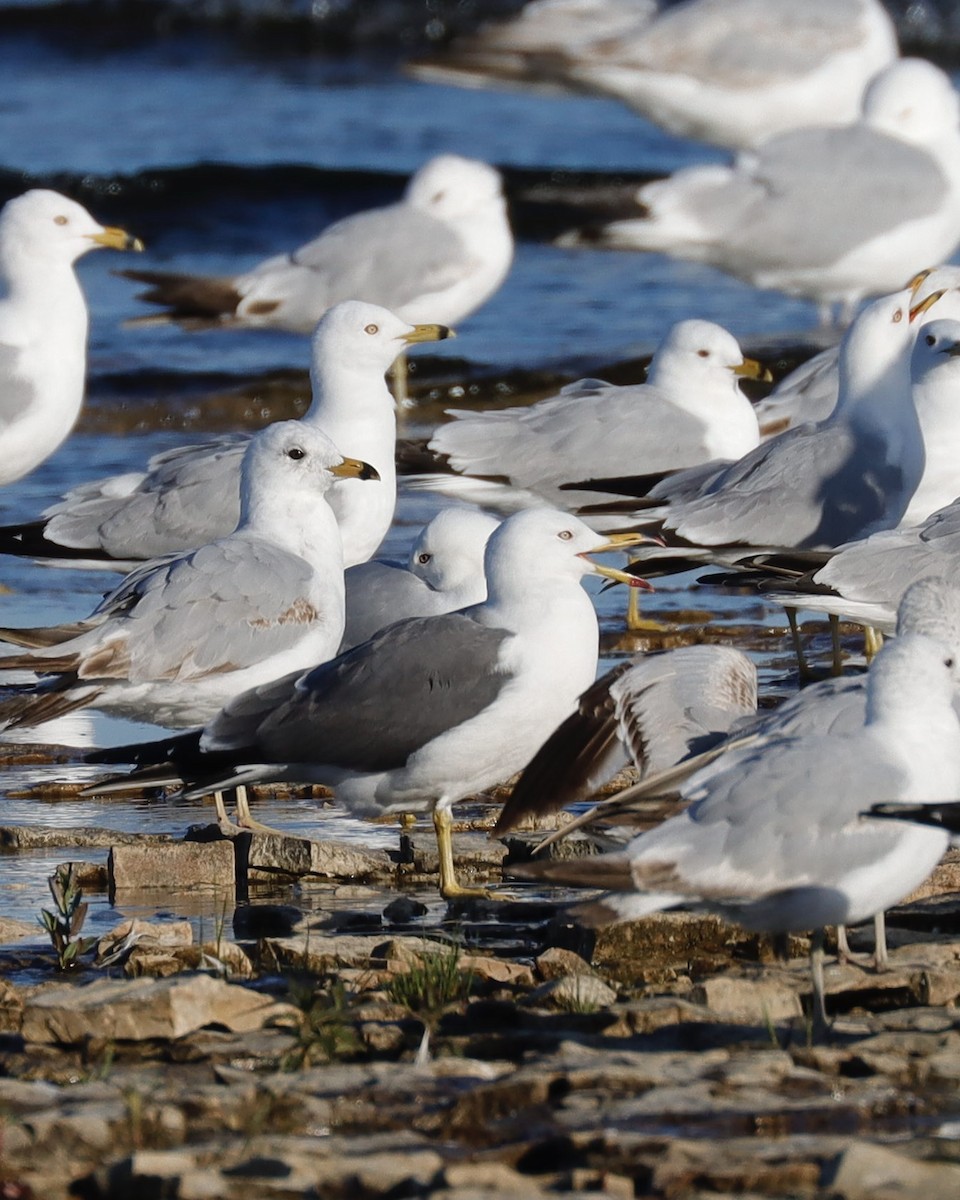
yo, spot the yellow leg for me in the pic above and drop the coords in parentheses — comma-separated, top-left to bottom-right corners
(432, 803, 492, 900)
(213, 790, 232, 828)
(234, 785, 287, 835)
(626, 582, 670, 633)
(863, 626, 884, 662)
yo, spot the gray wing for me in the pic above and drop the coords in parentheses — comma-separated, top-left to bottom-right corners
(341, 560, 437, 650)
(436, 383, 716, 504)
(755, 345, 840, 433)
(605, 737, 917, 903)
(0, 341, 34, 429)
(666, 419, 911, 549)
(80, 538, 320, 682)
(242, 204, 473, 317)
(42, 438, 248, 558)
(204, 613, 512, 771)
(721, 126, 947, 270)
(731, 675, 866, 741)
(604, 0, 866, 85)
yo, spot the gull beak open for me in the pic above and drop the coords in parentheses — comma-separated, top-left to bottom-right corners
(579, 531, 658, 590)
(731, 357, 773, 383)
(90, 226, 145, 253)
(906, 267, 934, 294)
(909, 289, 947, 322)
(330, 456, 380, 481)
(401, 324, 455, 345)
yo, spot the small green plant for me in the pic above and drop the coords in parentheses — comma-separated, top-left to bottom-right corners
(386, 942, 473, 1015)
(283, 978, 361, 1069)
(39, 863, 97, 970)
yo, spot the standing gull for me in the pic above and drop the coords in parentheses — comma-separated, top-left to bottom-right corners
(121, 155, 513, 333)
(561, 59, 960, 322)
(520, 578, 960, 1029)
(414, 319, 766, 512)
(0, 422, 377, 731)
(341, 507, 499, 650)
(86, 509, 650, 898)
(0, 302, 449, 569)
(412, 0, 896, 151)
(0, 189, 142, 486)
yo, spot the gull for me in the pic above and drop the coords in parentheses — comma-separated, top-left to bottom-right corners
(341, 507, 499, 650)
(560, 59, 960, 322)
(0, 301, 449, 570)
(413, 319, 766, 512)
(121, 155, 513, 333)
(0, 422, 377, 731)
(602, 287, 941, 559)
(412, 0, 896, 151)
(0, 189, 142, 486)
(520, 577, 960, 1030)
(85, 509, 651, 898)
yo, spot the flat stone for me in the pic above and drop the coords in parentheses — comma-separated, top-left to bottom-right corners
(830, 1141, 960, 1199)
(903, 850, 960, 902)
(21, 973, 298, 1044)
(0, 825, 173, 849)
(691, 974, 804, 1022)
(460, 954, 535, 987)
(97, 917, 194, 961)
(109, 840, 235, 891)
(244, 832, 392, 881)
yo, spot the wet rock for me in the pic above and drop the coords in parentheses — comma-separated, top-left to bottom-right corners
(58, 860, 108, 889)
(829, 1140, 960, 1199)
(0, 825, 172, 849)
(383, 896, 428, 924)
(109, 840, 235, 891)
(96, 918, 194, 962)
(0, 978, 23, 1032)
(243, 831, 393, 881)
(232, 903, 303, 940)
(21, 973, 298, 1045)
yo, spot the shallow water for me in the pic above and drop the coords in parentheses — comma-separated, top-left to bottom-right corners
(0, 7, 902, 954)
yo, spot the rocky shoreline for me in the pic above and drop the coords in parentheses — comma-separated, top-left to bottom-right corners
(1, 804, 960, 1198)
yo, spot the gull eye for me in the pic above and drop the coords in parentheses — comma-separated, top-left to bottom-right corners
(54, 215, 68, 226)
(417, 552, 431, 564)
(558, 529, 574, 541)
(946, 657, 955, 669)
(926, 333, 937, 346)
(697, 349, 710, 358)
(893, 309, 903, 323)
(287, 446, 305, 460)
(364, 323, 379, 335)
